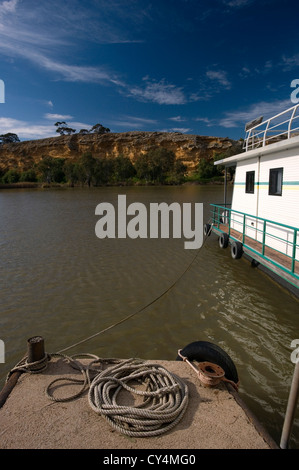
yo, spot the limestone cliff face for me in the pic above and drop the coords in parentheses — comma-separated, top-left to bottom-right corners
(0, 131, 242, 174)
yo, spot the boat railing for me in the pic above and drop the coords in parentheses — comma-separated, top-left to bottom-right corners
(210, 204, 299, 278)
(244, 104, 299, 151)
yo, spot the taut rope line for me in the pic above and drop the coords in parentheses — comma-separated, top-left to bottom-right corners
(57, 222, 213, 354)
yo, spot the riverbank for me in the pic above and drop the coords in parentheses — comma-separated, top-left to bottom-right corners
(0, 178, 231, 190)
(0, 182, 40, 189)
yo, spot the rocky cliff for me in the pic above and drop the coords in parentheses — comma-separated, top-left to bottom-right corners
(0, 131, 242, 174)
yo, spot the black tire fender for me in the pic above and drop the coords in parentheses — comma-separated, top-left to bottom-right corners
(176, 340, 239, 384)
(219, 232, 229, 249)
(231, 240, 243, 259)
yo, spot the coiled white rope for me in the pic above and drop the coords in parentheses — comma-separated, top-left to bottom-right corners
(88, 358, 189, 437)
(23, 354, 190, 437)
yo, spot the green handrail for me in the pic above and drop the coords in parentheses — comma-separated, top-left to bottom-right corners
(211, 204, 299, 232)
(292, 229, 298, 273)
(210, 204, 299, 278)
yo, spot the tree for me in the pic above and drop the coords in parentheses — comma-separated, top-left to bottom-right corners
(0, 167, 6, 182)
(197, 158, 218, 179)
(54, 121, 76, 136)
(166, 160, 187, 184)
(2, 169, 20, 183)
(112, 155, 136, 182)
(213, 151, 235, 181)
(0, 133, 20, 144)
(37, 156, 66, 183)
(19, 169, 38, 182)
(90, 123, 110, 134)
(93, 158, 114, 185)
(135, 147, 176, 183)
(63, 160, 81, 186)
(78, 152, 96, 186)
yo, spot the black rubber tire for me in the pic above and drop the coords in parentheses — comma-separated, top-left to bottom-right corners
(231, 240, 243, 259)
(204, 224, 211, 237)
(176, 340, 238, 383)
(219, 232, 229, 249)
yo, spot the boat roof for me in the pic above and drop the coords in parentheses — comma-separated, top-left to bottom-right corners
(215, 104, 299, 166)
(214, 134, 299, 166)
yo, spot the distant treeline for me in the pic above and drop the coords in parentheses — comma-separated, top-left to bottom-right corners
(0, 147, 229, 187)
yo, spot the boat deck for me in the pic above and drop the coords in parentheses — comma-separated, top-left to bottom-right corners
(214, 224, 299, 290)
(0, 355, 276, 450)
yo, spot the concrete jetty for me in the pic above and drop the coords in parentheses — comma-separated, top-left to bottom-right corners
(0, 353, 277, 450)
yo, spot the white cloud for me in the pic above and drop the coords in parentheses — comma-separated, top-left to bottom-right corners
(0, 116, 95, 139)
(0, 2, 121, 86)
(195, 117, 214, 126)
(218, 99, 291, 128)
(0, 0, 19, 16)
(0, 117, 56, 139)
(109, 115, 157, 129)
(127, 78, 186, 105)
(0, 2, 194, 108)
(0, 35, 119, 85)
(222, 0, 253, 7)
(39, 57, 116, 83)
(189, 91, 211, 102)
(206, 70, 231, 89)
(124, 116, 157, 124)
(169, 116, 186, 122)
(71, 121, 93, 131)
(44, 113, 73, 121)
(281, 54, 299, 71)
(171, 128, 191, 133)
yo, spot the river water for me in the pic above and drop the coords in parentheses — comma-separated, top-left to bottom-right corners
(0, 185, 298, 448)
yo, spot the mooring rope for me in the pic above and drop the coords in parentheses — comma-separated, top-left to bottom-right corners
(87, 358, 189, 437)
(9, 352, 189, 437)
(45, 353, 103, 402)
(6, 353, 51, 381)
(57, 221, 214, 354)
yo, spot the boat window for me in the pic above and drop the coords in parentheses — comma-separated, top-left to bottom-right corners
(245, 171, 255, 193)
(269, 167, 283, 196)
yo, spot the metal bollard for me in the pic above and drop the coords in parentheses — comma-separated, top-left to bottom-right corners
(27, 336, 45, 363)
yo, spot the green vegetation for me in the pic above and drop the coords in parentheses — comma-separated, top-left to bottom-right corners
(185, 151, 235, 184)
(135, 148, 186, 184)
(54, 121, 110, 136)
(0, 122, 238, 187)
(54, 122, 76, 136)
(0, 133, 20, 144)
(0, 149, 183, 187)
(0, 147, 235, 187)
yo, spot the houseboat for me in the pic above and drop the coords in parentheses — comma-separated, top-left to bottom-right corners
(204, 104, 299, 297)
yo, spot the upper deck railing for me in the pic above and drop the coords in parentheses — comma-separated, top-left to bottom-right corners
(244, 104, 299, 151)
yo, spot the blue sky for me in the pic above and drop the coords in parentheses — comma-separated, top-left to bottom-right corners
(0, 0, 298, 141)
